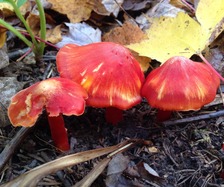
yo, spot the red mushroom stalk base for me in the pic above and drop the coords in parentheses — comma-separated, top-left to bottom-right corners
(47, 114, 70, 151)
(156, 110, 172, 122)
(105, 107, 124, 125)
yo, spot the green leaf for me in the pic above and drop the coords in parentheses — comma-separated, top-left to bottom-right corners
(0, 0, 27, 8)
(16, 0, 26, 7)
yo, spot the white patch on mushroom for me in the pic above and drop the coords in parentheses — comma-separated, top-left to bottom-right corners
(157, 81, 166, 100)
(81, 77, 87, 85)
(92, 84, 100, 95)
(92, 62, 103, 72)
(80, 69, 87, 77)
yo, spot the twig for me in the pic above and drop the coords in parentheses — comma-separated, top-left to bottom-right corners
(181, 0, 195, 12)
(40, 152, 71, 187)
(162, 110, 224, 126)
(73, 141, 138, 187)
(0, 139, 145, 187)
(0, 127, 33, 173)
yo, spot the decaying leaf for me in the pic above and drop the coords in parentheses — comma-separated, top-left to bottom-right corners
(0, 27, 7, 48)
(46, 0, 93, 23)
(106, 154, 130, 187)
(0, 0, 33, 17)
(26, 13, 40, 35)
(128, 0, 224, 63)
(56, 22, 101, 48)
(46, 24, 62, 44)
(136, 0, 184, 30)
(103, 22, 147, 44)
(101, 0, 124, 17)
(122, 0, 152, 11)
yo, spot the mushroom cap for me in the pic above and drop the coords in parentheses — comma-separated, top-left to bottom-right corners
(56, 42, 145, 110)
(8, 77, 88, 127)
(141, 56, 220, 111)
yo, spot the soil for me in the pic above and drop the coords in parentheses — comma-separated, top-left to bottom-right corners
(1, 76, 224, 186)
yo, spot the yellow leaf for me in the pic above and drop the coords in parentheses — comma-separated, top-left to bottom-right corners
(46, 0, 93, 23)
(196, 0, 224, 44)
(127, 0, 224, 63)
(128, 12, 207, 62)
(196, 0, 224, 33)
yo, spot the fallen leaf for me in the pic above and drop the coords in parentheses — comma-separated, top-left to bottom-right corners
(0, 0, 33, 17)
(0, 27, 7, 48)
(46, 24, 62, 44)
(196, 0, 224, 35)
(101, 0, 124, 17)
(0, 2, 14, 16)
(204, 34, 224, 76)
(90, 0, 109, 15)
(128, 12, 206, 62)
(56, 22, 101, 48)
(122, 0, 152, 11)
(46, 0, 93, 23)
(26, 13, 40, 35)
(106, 154, 130, 187)
(136, 0, 184, 30)
(128, 0, 224, 62)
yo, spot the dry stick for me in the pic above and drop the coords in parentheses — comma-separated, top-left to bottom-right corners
(181, 0, 195, 12)
(162, 110, 224, 126)
(0, 139, 143, 187)
(73, 156, 111, 187)
(73, 142, 136, 187)
(40, 152, 71, 187)
(0, 127, 33, 173)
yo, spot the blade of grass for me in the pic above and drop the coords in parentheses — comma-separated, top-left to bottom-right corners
(5, 0, 38, 49)
(0, 19, 32, 47)
(35, 0, 46, 55)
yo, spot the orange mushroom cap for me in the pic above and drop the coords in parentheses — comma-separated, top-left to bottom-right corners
(141, 56, 220, 111)
(56, 42, 145, 110)
(8, 77, 88, 127)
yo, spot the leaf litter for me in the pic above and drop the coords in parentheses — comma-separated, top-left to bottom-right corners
(0, 0, 224, 186)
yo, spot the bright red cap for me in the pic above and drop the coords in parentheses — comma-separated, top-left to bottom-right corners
(56, 42, 145, 110)
(8, 77, 88, 127)
(141, 56, 220, 111)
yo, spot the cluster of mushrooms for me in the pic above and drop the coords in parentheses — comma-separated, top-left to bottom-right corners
(7, 42, 220, 151)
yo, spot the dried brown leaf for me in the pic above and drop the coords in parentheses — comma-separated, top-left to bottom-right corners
(46, 0, 94, 23)
(46, 25, 62, 44)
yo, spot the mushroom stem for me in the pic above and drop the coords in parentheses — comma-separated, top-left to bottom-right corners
(47, 114, 70, 151)
(105, 107, 123, 125)
(156, 110, 172, 122)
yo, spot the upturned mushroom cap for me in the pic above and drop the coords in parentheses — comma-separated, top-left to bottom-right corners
(56, 42, 145, 110)
(141, 56, 220, 111)
(8, 77, 88, 127)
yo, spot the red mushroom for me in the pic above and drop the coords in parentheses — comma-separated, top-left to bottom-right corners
(141, 56, 220, 121)
(8, 77, 88, 151)
(56, 42, 145, 125)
